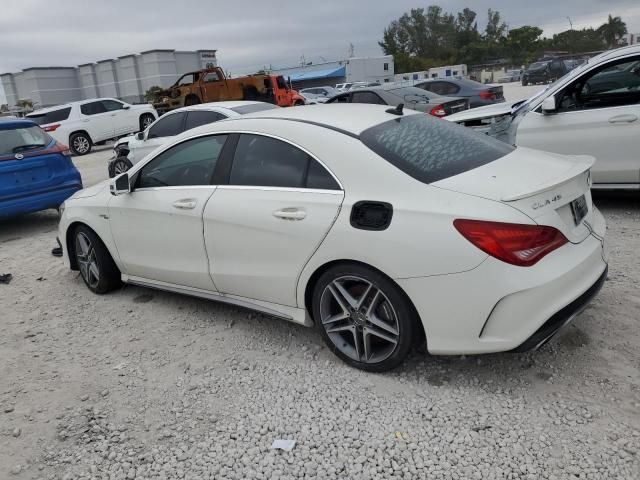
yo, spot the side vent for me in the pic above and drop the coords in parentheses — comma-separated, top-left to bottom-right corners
(350, 201, 393, 231)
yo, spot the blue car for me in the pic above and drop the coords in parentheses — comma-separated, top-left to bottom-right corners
(0, 119, 82, 218)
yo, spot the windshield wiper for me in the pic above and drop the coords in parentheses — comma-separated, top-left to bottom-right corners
(13, 144, 46, 153)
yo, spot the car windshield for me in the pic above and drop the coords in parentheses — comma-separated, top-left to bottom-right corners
(0, 125, 52, 156)
(27, 107, 71, 125)
(528, 62, 548, 70)
(361, 113, 514, 184)
(230, 103, 280, 115)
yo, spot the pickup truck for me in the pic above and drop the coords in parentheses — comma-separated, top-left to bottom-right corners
(154, 67, 305, 113)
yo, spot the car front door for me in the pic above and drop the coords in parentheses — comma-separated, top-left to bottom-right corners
(203, 133, 344, 307)
(108, 134, 230, 290)
(103, 100, 137, 135)
(80, 101, 114, 142)
(517, 55, 640, 185)
(202, 71, 226, 102)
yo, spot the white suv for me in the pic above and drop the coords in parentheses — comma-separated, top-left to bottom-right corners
(27, 98, 157, 156)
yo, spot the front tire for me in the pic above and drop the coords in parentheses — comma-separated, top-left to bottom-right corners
(69, 132, 92, 156)
(73, 225, 121, 294)
(184, 95, 201, 106)
(109, 156, 133, 178)
(312, 263, 418, 372)
(139, 113, 155, 131)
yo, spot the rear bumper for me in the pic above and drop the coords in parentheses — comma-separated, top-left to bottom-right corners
(0, 182, 82, 218)
(398, 223, 607, 355)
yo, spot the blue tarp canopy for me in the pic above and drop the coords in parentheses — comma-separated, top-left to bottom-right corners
(288, 66, 346, 82)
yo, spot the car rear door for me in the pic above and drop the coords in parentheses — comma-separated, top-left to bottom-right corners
(79, 101, 114, 141)
(203, 133, 344, 307)
(517, 54, 640, 185)
(108, 134, 229, 290)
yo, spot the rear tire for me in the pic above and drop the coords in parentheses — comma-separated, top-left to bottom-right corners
(184, 95, 201, 106)
(73, 225, 121, 294)
(312, 263, 418, 372)
(69, 132, 92, 156)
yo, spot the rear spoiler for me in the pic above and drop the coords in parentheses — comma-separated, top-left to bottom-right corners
(501, 156, 594, 202)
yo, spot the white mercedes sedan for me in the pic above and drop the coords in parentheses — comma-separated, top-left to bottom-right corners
(58, 104, 608, 371)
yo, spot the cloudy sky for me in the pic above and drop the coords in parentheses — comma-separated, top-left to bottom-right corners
(2, 0, 639, 103)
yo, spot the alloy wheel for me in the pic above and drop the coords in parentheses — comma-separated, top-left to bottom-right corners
(113, 161, 129, 175)
(75, 232, 100, 289)
(73, 136, 90, 154)
(319, 275, 400, 364)
(142, 115, 154, 129)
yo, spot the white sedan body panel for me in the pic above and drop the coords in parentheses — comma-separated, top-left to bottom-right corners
(108, 186, 217, 291)
(446, 45, 640, 186)
(59, 104, 607, 356)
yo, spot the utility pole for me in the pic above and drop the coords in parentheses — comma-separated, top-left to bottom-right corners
(567, 16, 573, 30)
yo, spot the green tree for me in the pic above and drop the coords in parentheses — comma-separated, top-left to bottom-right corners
(546, 28, 604, 53)
(144, 86, 164, 103)
(598, 14, 627, 48)
(504, 26, 544, 66)
(0, 104, 8, 112)
(16, 99, 33, 112)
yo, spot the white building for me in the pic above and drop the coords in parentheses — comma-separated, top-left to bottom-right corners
(269, 55, 394, 89)
(622, 33, 640, 45)
(1, 49, 218, 109)
(394, 64, 467, 83)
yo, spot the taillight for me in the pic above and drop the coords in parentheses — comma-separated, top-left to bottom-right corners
(40, 142, 72, 157)
(479, 90, 496, 100)
(429, 104, 446, 117)
(43, 123, 61, 132)
(453, 219, 568, 267)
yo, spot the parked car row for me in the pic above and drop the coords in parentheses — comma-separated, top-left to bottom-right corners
(57, 103, 608, 371)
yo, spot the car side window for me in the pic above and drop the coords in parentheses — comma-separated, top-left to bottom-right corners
(327, 94, 349, 103)
(229, 134, 340, 190)
(440, 82, 459, 95)
(80, 101, 107, 116)
(556, 56, 640, 112)
(137, 135, 228, 188)
(351, 91, 386, 105)
(204, 72, 220, 83)
(147, 112, 186, 138)
(184, 111, 226, 130)
(102, 100, 124, 111)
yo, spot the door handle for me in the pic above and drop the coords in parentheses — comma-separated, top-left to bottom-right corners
(609, 114, 638, 124)
(172, 199, 197, 210)
(273, 208, 306, 220)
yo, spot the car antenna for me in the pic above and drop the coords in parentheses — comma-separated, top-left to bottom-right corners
(386, 103, 404, 116)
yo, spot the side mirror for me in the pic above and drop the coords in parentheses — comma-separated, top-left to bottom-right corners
(123, 105, 131, 110)
(110, 173, 131, 196)
(541, 96, 557, 114)
(136, 132, 144, 140)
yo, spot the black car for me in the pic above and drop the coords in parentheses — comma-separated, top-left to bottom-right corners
(522, 58, 567, 85)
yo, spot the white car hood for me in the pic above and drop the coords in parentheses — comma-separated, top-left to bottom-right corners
(72, 180, 109, 199)
(446, 102, 514, 122)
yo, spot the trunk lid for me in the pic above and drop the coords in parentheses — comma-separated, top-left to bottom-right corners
(433, 147, 595, 243)
(443, 98, 469, 115)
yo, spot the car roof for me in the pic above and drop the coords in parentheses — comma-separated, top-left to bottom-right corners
(28, 98, 125, 115)
(236, 103, 421, 135)
(161, 101, 276, 116)
(0, 119, 37, 130)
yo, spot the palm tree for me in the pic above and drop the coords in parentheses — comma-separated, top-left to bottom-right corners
(598, 14, 627, 48)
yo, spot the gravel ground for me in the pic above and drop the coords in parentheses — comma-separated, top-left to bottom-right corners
(1, 86, 639, 479)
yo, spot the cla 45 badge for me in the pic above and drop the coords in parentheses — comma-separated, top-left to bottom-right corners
(532, 194, 562, 210)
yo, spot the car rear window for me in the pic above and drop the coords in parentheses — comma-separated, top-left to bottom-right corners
(387, 86, 438, 100)
(0, 126, 52, 157)
(27, 107, 71, 125)
(360, 114, 514, 184)
(231, 103, 280, 115)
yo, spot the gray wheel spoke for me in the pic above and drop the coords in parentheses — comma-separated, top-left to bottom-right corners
(326, 324, 353, 334)
(366, 290, 381, 316)
(368, 312, 399, 336)
(327, 284, 352, 314)
(364, 325, 398, 345)
(352, 328, 364, 361)
(355, 283, 373, 310)
(332, 280, 359, 309)
(89, 262, 99, 280)
(322, 311, 349, 325)
(77, 234, 90, 256)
